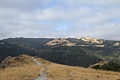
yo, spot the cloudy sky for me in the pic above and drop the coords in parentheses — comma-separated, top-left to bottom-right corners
(0, 0, 120, 40)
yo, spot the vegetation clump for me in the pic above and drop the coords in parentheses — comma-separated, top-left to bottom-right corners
(90, 61, 120, 72)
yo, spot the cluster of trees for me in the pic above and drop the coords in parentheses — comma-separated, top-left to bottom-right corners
(39, 46, 102, 67)
(0, 38, 53, 62)
(92, 61, 120, 72)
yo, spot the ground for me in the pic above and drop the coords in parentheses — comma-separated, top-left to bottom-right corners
(0, 55, 120, 80)
(0, 55, 42, 80)
(47, 63, 120, 80)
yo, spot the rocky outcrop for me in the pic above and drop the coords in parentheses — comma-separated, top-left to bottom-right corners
(0, 56, 12, 68)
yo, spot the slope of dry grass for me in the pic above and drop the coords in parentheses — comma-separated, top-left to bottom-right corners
(0, 65, 42, 80)
(0, 55, 42, 80)
(0, 55, 120, 80)
(46, 63, 120, 80)
(7, 54, 36, 67)
(30, 56, 120, 80)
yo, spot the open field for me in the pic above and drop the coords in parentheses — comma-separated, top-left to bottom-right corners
(46, 63, 120, 80)
(0, 65, 42, 80)
(0, 55, 120, 80)
(34, 57, 120, 80)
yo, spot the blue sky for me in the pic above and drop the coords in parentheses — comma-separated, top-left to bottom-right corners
(0, 0, 120, 40)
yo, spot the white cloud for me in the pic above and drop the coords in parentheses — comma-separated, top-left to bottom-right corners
(0, 0, 120, 40)
(68, 23, 120, 40)
(61, 0, 120, 6)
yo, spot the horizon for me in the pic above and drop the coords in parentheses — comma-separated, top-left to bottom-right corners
(1, 37, 120, 41)
(0, 0, 120, 40)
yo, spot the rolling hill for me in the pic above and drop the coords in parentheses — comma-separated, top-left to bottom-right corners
(0, 37, 120, 71)
(0, 54, 120, 80)
(0, 54, 42, 80)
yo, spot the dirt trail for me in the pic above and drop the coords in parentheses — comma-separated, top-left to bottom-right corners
(32, 57, 48, 80)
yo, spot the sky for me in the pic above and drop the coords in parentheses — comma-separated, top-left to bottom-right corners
(0, 0, 120, 40)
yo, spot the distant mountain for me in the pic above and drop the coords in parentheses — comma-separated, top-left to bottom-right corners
(0, 37, 120, 70)
(0, 38, 53, 62)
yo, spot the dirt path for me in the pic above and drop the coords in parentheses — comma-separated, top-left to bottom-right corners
(32, 57, 48, 80)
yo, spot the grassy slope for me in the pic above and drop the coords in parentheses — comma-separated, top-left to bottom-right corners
(35, 57, 120, 80)
(0, 55, 120, 80)
(47, 63, 120, 80)
(0, 65, 41, 80)
(0, 55, 42, 80)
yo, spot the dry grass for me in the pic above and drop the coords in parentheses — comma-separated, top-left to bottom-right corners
(35, 57, 50, 65)
(0, 65, 42, 80)
(0, 55, 42, 80)
(0, 55, 120, 80)
(46, 63, 120, 80)
(7, 54, 36, 67)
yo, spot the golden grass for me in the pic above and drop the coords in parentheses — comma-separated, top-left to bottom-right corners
(7, 54, 36, 67)
(0, 55, 42, 80)
(46, 63, 120, 80)
(0, 55, 120, 80)
(35, 57, 50, 65)
(0, 65, 42, 80)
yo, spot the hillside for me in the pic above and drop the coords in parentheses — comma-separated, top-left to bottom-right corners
(47, 62, 120, 80)
(0, 54, 120, 80)
(0, 54, 42, 80)
(34, 57, 120, 80)
(0, 38, 53, 62)
(0, 37, 120, 70)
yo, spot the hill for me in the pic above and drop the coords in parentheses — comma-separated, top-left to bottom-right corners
(0, 54, 120, 80)
(0, 38, 53, 62)
(0, 54, 36, 68)
(0, 37, 120, 70)
(0, 54, 42, 80)
(47, 62, 120, 80)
